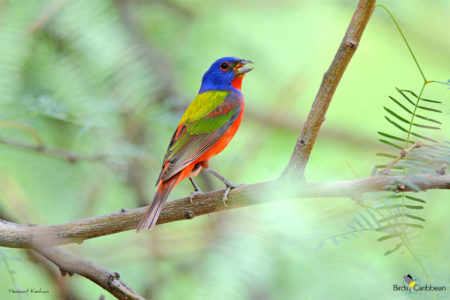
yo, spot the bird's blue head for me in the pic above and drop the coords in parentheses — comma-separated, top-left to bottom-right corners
(199, 57, 254, 93)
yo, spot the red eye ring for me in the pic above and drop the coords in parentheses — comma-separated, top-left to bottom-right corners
(219, 62, 229, 71)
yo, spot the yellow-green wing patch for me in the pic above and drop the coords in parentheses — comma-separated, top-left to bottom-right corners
(180, 90, 229, 124)
(187, 107, 238, 135)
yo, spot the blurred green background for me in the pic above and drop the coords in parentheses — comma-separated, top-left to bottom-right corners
(0, 0, 449, 299)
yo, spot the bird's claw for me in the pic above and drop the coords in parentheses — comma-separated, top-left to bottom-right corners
(222, 183, 243, 207)
(189, 190, 203, 204)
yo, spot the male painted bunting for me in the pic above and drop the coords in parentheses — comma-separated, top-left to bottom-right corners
(137, 57, 254, 231)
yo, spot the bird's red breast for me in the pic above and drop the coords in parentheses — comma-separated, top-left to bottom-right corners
(232, 75, 244, 90)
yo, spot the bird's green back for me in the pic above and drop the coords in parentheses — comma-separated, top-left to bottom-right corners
(180, 90, 229, 125)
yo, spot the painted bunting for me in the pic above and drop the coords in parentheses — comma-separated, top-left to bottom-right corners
(137, 57, 254, 231)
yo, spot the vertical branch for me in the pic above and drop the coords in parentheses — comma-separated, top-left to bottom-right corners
(282, 0, 376, 178)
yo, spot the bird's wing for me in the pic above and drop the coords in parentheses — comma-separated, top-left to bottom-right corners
(156, 90, 242, 183)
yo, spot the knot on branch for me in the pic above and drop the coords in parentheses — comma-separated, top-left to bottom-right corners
(67, 155, 78, 163)
(344, 39, 359, 49)
(107, 271, 144, 299)
(394, 184, 407, 192)
(108, 272, 121, 288)
(436, 164, 447, 175)
(185, 210, 195, 219)
(59, 268, 74, 277)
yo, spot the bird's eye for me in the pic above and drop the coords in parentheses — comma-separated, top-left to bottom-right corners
(219, 63, 229, 71)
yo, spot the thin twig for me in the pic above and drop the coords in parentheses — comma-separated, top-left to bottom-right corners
(376, 4, 428, 83)
(346, 161, 360, 178)
(1, 173, 448, 248)
(0, 136, 151, 166)
(379, 141, 424, 175)
(0, 136, 107, 163)
(282, 0, 376, 178)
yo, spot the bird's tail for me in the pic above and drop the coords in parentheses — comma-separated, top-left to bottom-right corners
(136, 176, 178, 232)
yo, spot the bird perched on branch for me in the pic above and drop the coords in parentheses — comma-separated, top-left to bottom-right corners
(137, 57, 254, 231)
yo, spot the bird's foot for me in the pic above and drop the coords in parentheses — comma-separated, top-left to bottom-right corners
(221, 182, 243, 207)
(205, 168, 243, 207)
(188, 177, 203, 204)
(189, 190, 203, 204)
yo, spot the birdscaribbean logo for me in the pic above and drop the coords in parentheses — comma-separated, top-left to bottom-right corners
(403, 274, 420, 294)
(392, 274, 447, 294)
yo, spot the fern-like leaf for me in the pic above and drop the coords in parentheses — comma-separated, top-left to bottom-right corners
(378, 232, 404, 242)
(376, 153, 397, 159)
(378, 213, 426, 223)
(384, 116, 408, 133)
(384, 242, 403, 256)
(378, 131, 408, 142)
(378, 139, 403, 149)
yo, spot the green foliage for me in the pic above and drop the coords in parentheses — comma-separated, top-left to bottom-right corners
(319, 5, 449, 278)
(372, 6, 446, 266)
(372, 87, 442, 266)
(378, 88, 441, 148)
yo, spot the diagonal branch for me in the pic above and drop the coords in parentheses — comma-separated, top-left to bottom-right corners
(1, 173, 448, 248)
(33, 246, 146, 300)
(282, 0, 376, 178)
(25, 249, 83, 300)
(0, 210, 145, 300)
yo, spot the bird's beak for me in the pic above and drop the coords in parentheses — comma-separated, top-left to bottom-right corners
(234, 59, 254, 75)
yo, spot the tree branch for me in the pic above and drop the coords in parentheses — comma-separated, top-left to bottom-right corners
(1, 173, 448, 248)
(33, 246, 146, 300)
(283, 0, 376, 178)
(0, 208, 145, 300)
(25, 249, 83, 300)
